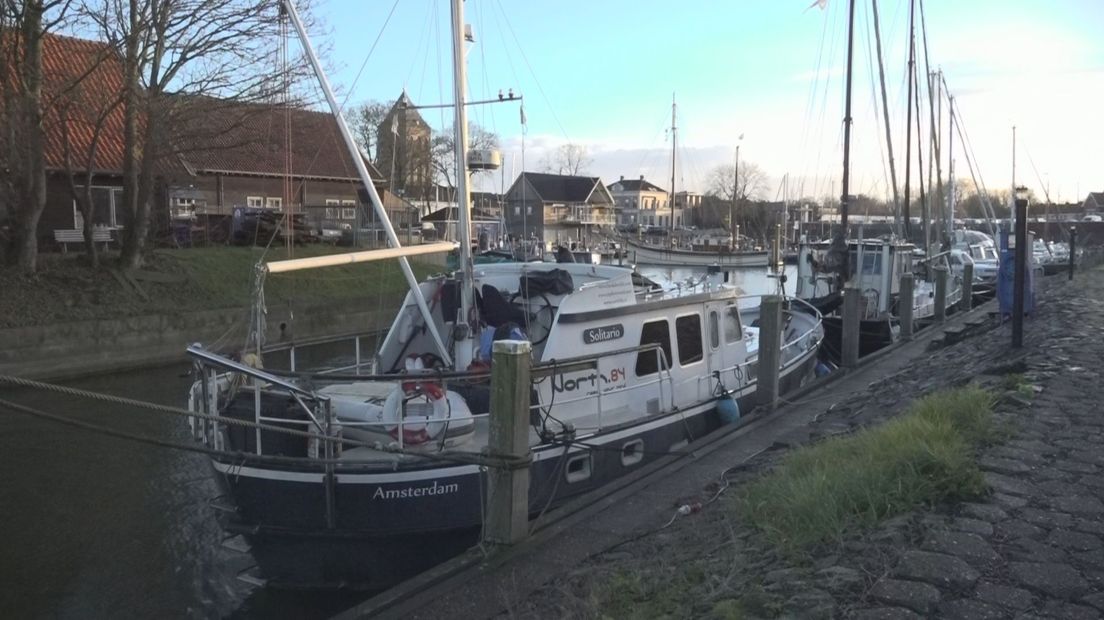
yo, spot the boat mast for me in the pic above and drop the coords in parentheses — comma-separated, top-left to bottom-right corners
(903, 0, 915, 242)
(669, 93, 677, 239)
(280, 0, 452, 364)
(450, 0, 476, 367)
(947, 94, 955, 240)
(831, 0, 857, 283)
(871, 0, 900, 239)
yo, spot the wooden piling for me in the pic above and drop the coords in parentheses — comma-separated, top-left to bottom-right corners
(484, 339, 532, 546)
(841, 287, 861, 368)
(961, 263, 973, 311)
(756, 295, 783, 409)
(899, 273, 914, 342)
(934, 265, 947, 323)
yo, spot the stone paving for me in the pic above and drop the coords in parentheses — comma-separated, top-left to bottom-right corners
(499, 268, 1104, 619)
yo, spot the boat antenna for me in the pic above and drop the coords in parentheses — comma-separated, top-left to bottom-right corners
(450, 0, 477, 368)
(829, 0, 857, 284)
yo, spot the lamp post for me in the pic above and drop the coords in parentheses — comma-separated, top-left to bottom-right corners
(1012, 186, 1028, 349)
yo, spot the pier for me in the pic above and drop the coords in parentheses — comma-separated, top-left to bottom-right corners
(338, 261, 1104, 619)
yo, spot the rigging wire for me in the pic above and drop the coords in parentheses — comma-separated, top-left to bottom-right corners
(492, 0, 571, 142)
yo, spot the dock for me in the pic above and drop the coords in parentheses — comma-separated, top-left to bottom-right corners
(336, 262, 1104, 618)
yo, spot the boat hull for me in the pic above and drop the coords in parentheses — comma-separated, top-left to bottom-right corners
(818, 315, 896, 363)
(624, 240, 769, 267)
(210, 351, 819, 589)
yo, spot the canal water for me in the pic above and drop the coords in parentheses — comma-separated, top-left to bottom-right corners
(0, 263, 793, 619)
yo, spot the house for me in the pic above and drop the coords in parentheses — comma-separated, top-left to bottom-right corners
(28, 34, 132, 240)
(376, 91, 433, 202)
(607, 175, 668, 228)
(503, 172, 615, 245)
(421, 205, 501, 247)
(1082, 192, 1104, 216)
(168, 95, 416, 241)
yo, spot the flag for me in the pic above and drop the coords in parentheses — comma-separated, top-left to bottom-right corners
(519, 104, 527, 126)
(805, 0, 827, 11)
(390, 113, 398, 135)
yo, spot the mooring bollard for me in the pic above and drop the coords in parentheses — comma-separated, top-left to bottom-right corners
(484, 340, 532, 546)
(841, 287, 861, 368)
(934, 265, 947, 323)
(1069, 226, 1077, 281)
(961, 263, 974, 312)
(899, 273, 914, 342)
(756, 295, 783, 410)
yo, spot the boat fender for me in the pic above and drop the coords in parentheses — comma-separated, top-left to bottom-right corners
(382, 383, 450, 445)
(717, 395, 740, 424)
(814, 361, 833, 378)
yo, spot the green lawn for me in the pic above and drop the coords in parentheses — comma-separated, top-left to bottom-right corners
(0, 246, 445, 328)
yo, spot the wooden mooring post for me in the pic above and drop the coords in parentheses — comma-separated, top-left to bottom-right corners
(841, 287, 861, 368)
(756, 295, 783, 410)
(961, 263, 974, 311)
(899, 273, 914, 342)
(934, 265, 948, 323)
(484, 340, 532, 546)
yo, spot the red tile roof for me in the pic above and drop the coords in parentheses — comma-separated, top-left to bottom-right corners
(39, 34, 127, 173)
(172, 95, 382, 181)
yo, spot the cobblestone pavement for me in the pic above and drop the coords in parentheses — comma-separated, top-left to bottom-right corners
(502, 268, 1104, 619)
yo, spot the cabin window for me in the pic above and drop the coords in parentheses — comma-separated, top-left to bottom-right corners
(675, 315, 703, 366)
(709, 311, 720, 349)
(724, 304, 743, 343)
(861, 252, 882, 275)
(634, 319, 672, 377)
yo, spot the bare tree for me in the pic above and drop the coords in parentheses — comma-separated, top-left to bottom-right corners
(0, 0, 74, 272)
(430, 123, 499, 191)
(541, 143, 591, 176)
(84, 0, 310, 269)
(706, 160, 768, 203)
(346, 99, 389, 163)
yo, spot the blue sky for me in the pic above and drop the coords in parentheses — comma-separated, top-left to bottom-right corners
(311, 0, 1104, 203)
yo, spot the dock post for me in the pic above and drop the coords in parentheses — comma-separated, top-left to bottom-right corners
(1012, 194, 1028, 349)
(756, 295, 783, 410)
(899, 273, 914, 342)
(934, 265, 947, 323)
(484, 340, 532, 546)
(961, 263, 973, 311)
(841, 286, 861, 368)
(1069, 226, 1077, 280)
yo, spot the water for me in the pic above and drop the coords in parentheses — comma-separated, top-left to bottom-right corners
(0, 264, 786, 618)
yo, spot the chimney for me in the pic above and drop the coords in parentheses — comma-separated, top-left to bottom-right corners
(620, 175, 624, 181)
(639, 174, 644, 181)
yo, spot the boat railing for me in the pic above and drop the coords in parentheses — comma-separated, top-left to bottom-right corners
(261, 329, 385, 375)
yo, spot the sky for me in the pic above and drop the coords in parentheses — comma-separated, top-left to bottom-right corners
(305, 0, 1104, 204)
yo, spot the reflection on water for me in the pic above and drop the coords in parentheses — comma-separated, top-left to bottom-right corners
(0, 264, 789, 618)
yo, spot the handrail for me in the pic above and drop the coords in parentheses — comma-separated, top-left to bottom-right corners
(187, 345, 325, 400)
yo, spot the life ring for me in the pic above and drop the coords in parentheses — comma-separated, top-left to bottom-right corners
(382, 383, 451, 445)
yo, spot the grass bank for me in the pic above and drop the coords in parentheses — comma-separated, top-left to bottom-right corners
(0, 246, 442, 328)
(739, 385, 995, 552)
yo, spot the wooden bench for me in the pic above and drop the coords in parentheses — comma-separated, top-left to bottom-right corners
(54, 228, 113, 253)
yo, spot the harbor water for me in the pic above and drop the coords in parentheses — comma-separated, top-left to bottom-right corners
(0, 263, 793, 619)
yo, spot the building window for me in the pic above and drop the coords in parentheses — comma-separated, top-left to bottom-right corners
(514, 206, 520, 216)
(325, 199, 340, 206)
(341, 199, 356, 206)
(341, 208, 356, 220)
(324, 208, 336, 219)
(676, 315, 703, 366)
(246, 196, 263, 208)
(266, 197, 282, 210)
(73, 186, 126, 229)
(635, 319, 672, 377)
(526, 206, 532, 215)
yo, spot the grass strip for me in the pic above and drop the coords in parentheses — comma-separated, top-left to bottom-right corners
(739, 386, 994, 552)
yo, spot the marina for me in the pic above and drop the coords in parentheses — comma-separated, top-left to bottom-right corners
(1, 0, 1102, 618)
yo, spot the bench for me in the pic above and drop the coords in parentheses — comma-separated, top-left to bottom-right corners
(54, 228, 113, 253)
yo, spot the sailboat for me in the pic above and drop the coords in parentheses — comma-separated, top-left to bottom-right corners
(620, 97, 769, 269)
(184, 0, 823, 588)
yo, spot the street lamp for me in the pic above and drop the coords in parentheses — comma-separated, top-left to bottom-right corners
(1012, 186, 1029, 348)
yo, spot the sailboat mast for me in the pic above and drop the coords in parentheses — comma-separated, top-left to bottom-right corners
(836, 0, 857, 278)
(670, 94, 677, 237)
(450, 0, 475, 364)
(871, 0, 900, 239)
(947, 94, 955, 240)
(903, 0, 915, 242)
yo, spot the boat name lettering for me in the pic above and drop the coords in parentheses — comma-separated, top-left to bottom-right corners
(371, 481, 460, 500)
(583, 324, 624, 344)
(552, 368, 627, 394)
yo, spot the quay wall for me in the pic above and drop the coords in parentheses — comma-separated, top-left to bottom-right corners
(0, 295, 403, 381)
